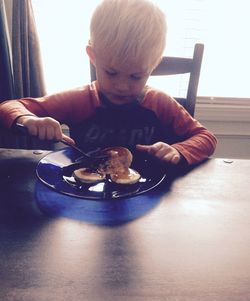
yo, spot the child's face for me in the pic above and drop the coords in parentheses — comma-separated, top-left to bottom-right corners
(94, 55, 152, 105)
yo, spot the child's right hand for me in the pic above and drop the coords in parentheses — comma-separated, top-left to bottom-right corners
(17, 115, 75, 145)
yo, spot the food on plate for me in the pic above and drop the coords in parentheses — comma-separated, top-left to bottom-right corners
(99, 147, 141, 184)
(73, 168, 105, 184)
(72, 147, 141, 185)
(110, 168, 141, 184)
(99, 147, 132, 174)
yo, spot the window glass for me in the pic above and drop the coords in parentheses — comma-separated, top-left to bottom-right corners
(32, 0, 250, 98)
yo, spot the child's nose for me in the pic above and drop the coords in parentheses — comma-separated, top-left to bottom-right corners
(115, 81, 130, 93)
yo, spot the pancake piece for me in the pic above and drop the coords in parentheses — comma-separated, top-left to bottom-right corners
(100, 147, 141, 184)
(110, 168, 141, 184)
(73, 168, 105, 184)
(100, 147, 133, 175)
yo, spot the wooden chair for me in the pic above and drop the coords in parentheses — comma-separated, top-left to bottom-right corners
(90, 43, 204, 117)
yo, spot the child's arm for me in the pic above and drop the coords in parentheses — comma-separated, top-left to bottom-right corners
(0, 97, 75, 144)
(0, 85, 96, 144)
(139, 90, 217, 165)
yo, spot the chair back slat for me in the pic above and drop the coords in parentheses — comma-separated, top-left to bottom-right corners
(151, 57, 193, 76)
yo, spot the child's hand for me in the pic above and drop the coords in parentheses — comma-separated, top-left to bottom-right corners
(17, 116, 75, 145)
(136, 142, 181, 164)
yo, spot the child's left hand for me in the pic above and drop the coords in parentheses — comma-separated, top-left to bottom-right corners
(136, 142, 181, 164)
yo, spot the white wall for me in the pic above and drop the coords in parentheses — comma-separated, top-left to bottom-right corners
(195, 97, 250, 159)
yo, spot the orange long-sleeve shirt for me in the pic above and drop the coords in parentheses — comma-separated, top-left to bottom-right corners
(0, 81, 216, 164)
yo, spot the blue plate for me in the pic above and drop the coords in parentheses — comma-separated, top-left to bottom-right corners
(36, 148, 166, 200)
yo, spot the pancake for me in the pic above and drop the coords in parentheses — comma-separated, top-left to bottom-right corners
(110, 168, 141, 184)
(99, 147, 133, 175)
(100, 147, 141, 184)
(73, 168, 105, 184)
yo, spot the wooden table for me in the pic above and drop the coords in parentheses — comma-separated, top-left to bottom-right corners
(0, 148, 250, 301)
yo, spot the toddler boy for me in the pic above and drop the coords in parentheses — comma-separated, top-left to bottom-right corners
(0, 0, 216, 165)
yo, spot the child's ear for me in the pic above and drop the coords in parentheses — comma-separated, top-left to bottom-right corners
(86, 45, 96, 66)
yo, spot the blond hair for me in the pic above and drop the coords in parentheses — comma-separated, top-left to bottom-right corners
(89, 0, 167, 70)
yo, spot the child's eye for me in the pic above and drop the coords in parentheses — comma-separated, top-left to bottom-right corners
(105, 70, 117, 76)
(131, 74, 143, 80)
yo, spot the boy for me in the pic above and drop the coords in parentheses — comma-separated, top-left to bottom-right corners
(0, 0, 216, 165)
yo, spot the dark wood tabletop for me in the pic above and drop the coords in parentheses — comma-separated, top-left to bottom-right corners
(0, 148, 250, 301)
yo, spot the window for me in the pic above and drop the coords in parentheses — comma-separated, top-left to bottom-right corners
(32, 0, 250, 98)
